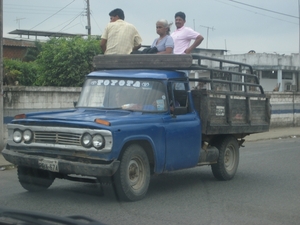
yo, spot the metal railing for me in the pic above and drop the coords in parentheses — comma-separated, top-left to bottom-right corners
(189, 55, 264, 95)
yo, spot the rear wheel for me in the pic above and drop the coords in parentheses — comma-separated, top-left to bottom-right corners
(113, 144, 150, 201)
(17, 166, 55, 192)
(211, 136, 239, 180)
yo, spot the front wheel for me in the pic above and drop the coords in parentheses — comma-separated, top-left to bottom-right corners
(113, 144, 150, 201)
(17, 166, 55, 192)
(211, 136, 239, 180)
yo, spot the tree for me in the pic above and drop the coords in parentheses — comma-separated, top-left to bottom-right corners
(36, 36, 101, 87)
(23, 41, 43, 62)
(3, 58, 38, 86)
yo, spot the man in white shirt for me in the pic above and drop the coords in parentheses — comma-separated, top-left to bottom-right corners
(171, 12, 204, 54)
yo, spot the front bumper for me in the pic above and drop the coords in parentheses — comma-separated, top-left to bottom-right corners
(2, 149, 120, 177)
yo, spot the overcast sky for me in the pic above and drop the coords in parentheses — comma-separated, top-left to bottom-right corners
(3, 0, 299, 55)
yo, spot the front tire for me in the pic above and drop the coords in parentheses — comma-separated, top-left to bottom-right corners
(17, 166, 55, 192)
(211, 136, 239, 180)
(113, 144, 150, 201)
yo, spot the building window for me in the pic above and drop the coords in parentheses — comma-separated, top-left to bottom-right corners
(262, 71, 277, 79)
(282, 72, 293, 80)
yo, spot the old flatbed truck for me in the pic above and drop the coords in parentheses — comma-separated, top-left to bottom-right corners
(2, 54, 271, 201)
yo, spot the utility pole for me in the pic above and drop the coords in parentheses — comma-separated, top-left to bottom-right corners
(0, 0, 4, 150)
(198, 25, 215, 49)
(85, 0, 91, 35)
(193, 19, 195, 30)
(298, 0, 300, 66)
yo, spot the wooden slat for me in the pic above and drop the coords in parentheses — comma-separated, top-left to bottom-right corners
(93, 54, 193, 70)
(191, 89, 271, 135)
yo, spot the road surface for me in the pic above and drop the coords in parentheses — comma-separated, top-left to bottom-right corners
(0, 138, 299, 225)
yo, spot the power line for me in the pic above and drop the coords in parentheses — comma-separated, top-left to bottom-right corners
(49, 15, 83, 31)
(59, 11, 83, 32)
(90, 11, 102, 34)
(4, 4, 81, 13)
(5, 3, 79, 8)
(30, 0, 75, 30)
(228, 0, 299, 19)
(215, 0, 298, 25)
(5, 11, 80, 16)
(60, 22, 81, 32)
(5, 6, 80, 11)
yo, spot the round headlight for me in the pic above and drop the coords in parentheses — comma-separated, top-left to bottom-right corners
(13, 130, 23, 143)
(82, 133, 92, 147)
(23, 129, 33, 142)
(92, 134, 104, 149)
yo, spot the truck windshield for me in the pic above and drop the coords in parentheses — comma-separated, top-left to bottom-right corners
(77, 78, 167, 112)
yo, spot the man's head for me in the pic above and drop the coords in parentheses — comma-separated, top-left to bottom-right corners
(109, 8, 125, 22)
(174, 11, 186, 29)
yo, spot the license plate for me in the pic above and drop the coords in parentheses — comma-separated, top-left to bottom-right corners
(38, 158, 59, 172)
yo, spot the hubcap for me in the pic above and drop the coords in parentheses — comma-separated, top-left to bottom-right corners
(128, 157, 145, 190)
(224, 145, 235, 172)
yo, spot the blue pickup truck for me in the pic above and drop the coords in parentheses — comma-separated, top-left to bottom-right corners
(2, 54, 271, 201)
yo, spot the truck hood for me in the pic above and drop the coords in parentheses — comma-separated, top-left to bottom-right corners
(19, 108, 165, 126)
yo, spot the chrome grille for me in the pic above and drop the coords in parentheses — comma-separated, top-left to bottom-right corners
(34, 131, 81, 146)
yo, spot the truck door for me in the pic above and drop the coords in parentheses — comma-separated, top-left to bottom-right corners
(163, 81, 201, 171)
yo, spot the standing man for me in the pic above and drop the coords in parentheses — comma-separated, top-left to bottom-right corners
(100, 8, 142, 54)
(171, 12, 204, 54)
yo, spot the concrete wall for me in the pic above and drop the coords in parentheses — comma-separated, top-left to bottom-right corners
(268, 92, 300, 127)
(3, 86, 81, 123)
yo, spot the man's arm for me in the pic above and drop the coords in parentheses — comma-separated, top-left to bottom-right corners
(132, 44, 141, 51)
(100, 39, 107, 53)
(184, 34, 204, 54)
(132, 30, 142, 52)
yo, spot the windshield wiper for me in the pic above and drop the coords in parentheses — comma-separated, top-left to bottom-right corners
(102, 107, 137, 112)
(0, 207, 106, 225)
(104, 107, 123, 110)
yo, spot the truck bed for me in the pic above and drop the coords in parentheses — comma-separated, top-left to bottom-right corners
(192, 89, 271, 135)
(188, 55, 271, 136)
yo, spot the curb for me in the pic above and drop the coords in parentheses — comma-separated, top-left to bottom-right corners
(0, 164, 16, 171)
(245, 134, 299, 142)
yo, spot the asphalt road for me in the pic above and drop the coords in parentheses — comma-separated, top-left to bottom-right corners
(0, 138, 299, 225)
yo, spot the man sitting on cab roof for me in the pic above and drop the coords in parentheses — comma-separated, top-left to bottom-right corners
(100, 8, 142, 55)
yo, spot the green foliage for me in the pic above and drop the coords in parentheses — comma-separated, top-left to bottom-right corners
(3, 58, 38, 86)
(36, 36, 101, 87)
(23, 41, 43, 62)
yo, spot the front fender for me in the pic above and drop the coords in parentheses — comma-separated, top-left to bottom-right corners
(116, 133, 165, 174)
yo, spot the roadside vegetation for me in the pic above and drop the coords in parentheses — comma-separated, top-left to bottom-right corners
(3, 36, 102, 87)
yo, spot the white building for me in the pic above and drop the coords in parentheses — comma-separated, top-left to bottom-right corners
(192, 48, 300, 92)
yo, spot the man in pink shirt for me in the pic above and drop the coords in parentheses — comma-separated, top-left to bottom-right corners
(171, 12, 204, 54)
